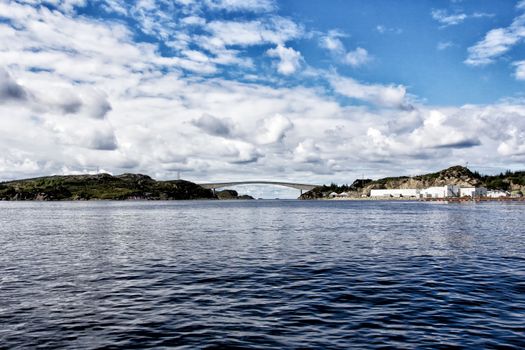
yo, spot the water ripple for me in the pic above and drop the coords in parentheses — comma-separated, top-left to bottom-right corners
(0, 200, 524, 349)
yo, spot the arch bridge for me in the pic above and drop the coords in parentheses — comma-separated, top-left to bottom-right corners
(199, 181, 319, 196)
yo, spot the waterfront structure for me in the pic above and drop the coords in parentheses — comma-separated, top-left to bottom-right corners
(370, 189, 420, 198)
(370, 185, 492, 199)
(420, 185, 460, 198)
(487, 190, 509, 198)
(460, 187, 488, 197)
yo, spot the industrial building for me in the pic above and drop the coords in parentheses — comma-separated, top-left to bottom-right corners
(420, 185, 460, 198)
(487, 190, 509, 198)
(459, 187, 487, 197)
(369, 189, 420, 198)
(369, 185, 490, 199)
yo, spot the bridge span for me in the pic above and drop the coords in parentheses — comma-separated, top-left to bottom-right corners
(199, 181, 320, 195)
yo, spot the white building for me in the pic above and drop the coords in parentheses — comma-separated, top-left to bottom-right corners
(459, 187, 487, 197)
(370, 189, 420, 198)
(487, 190, 508, 198)
(420, 185, 460, 198)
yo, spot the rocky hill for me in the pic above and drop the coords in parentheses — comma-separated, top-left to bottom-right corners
(215, 189, 254, 200)
(300, 166, 525, 199)
(0, 173, 216, 200)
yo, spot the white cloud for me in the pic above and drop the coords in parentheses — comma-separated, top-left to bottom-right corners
(330, 76, 408, 108)
(191, 114, 235, 137)
(2, 0, 525, 189)
(431, 9, 467, 27)
(205, 17, 302, 47)
(266, 45, 302, 75)
(437, 41, 453, 50)
(497, 127, 525, 156)
(343, 47, 370, 67)
(376, 25, 402, 34)
(465, 26, 524, 66)
(465, 6, 525, 66)
(293, 139, 321, 163)
(320, 30, 370, 67)
(16, 0, 87, 14)
(181, 16, 206, 26)
(205, 0, 275, 12)
(0, 68, 29, 102)
(513, 60, 525, 80)
(256, 114, 293, 144)
(319, 30, 346, 54)
(408, 110, 480, 149)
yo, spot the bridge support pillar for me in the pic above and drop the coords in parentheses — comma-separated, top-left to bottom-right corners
(300, 189, 303, 196)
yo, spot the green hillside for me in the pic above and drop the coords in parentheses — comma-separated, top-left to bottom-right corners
(0, 173, 215, 200)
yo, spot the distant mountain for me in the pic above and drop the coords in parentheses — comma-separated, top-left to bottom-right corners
(0, 173, 215, 200)
(300, 166, 525, 199)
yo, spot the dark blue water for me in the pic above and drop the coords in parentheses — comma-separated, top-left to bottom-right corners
(0, 200, 524, 349)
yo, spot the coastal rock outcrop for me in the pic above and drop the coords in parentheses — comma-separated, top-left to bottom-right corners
(216, 189, 254, 200)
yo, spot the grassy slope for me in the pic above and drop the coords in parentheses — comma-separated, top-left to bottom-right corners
(0, 173, 215, 200)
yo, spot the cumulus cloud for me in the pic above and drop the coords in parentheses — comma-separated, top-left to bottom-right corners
(513, 60, 525, 80)
(293, 139, 322, 163)
(0, 68, 28, 102)
(256, 114, 293, 144)
(408, 110, 481, 150)
(1, 0, 525, 189)
(465, 6, 525, 66)
(343, 47, 370, 67)
(191, 114, 235, 137)
(220, 140, 261, 164)
(431, 9, 467, 27)
(84, 128, 118, 150)
(205, 0, 275, 12)
(205, 17, 302, 47)
(497, 127, 525, 156)
(330, 76, 408, 108)
(320, 30, 370, 67)
(266, 45, 302, 75)
(431, 9, 493, 28)
(79, 90, 112, 119)
(319, 30, 346, 53)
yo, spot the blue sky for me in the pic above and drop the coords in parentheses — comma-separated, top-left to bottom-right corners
(1, 0, 525, 198)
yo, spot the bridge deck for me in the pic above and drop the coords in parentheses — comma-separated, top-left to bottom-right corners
(199, 181, 319, 191)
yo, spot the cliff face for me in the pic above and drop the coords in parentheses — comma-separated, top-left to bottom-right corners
(0, 173, 216, 200)
(300, 166, 525, 199)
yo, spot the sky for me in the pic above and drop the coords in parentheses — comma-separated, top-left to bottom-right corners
(1, 0, 525, 198)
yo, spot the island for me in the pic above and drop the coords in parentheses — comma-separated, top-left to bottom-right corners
(0, 173, 217, 200)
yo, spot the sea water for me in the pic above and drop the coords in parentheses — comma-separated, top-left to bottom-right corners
(0, 200, 524, 349)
